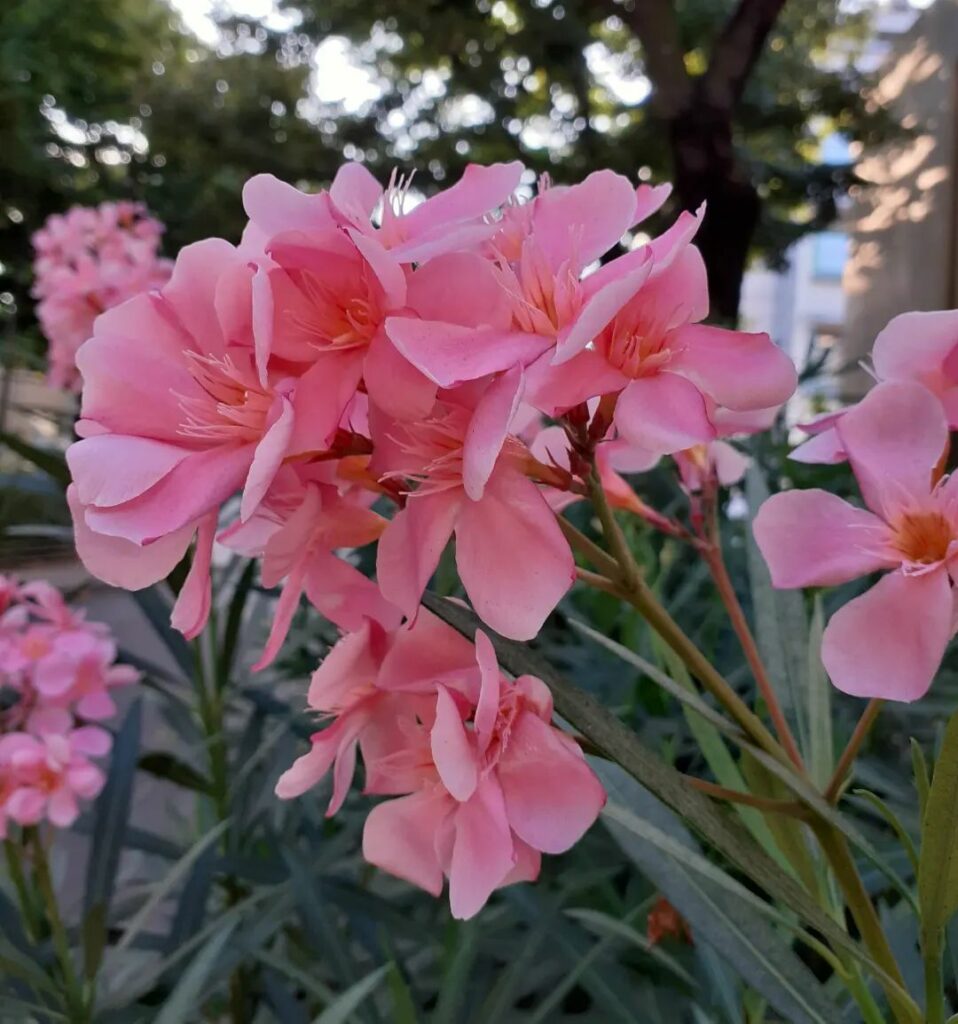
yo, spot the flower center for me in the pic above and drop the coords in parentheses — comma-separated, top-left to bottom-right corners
(892, 509, 954, 565)
(178, 352, 274, 444)
(291, 271, 381, 351)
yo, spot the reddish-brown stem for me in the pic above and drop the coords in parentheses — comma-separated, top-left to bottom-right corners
(702, 524, 805, 773)
(824, 698, 883, 803)
(685, 776, 812, 820)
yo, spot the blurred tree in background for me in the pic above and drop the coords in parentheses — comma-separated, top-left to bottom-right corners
(1, 0, 895, 353)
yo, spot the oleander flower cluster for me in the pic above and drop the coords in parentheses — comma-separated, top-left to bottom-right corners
(755, 309, 958, 703)
(0, 576, 137, 835)
(32, 201, 172, 391)
(64, 161, 797, 913)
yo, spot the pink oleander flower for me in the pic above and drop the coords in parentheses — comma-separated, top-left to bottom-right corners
(754, 381, 957, 701)
(0, 709, 111, 835)
(66, 238, 324, 638)
(674, 441, 751, 494)
(792, 309, 958, 464)
(372, 376, 575, 641)
(275, 608, 476, 814)
(32, 201, 172, 391)
(277, 621, 604, 919)
(0, 575, 138, 727)
(218, 463, 395, 668)
(361, 630, 605, 919)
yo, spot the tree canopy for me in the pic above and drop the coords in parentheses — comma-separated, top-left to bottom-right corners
(1, 0, 898, 351)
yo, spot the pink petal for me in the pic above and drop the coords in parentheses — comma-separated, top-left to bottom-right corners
(501, 838, 542, 886)
(448, 775, 515, 919)
(402, 161, 524, 240)
(431, 687, 478, 801)
(498, 711, 605, 853)
(241, 396, 295, 521)
(251, 264, 273, 386)
(405, 252, 512, 329)
(632, 182, 672, 226)
(287, 350, 365, 455)
(7, 789, 46, 826)
(68, 485, 195, 590)
(614, 374, 715, 455)
(473, 630, 500, 754)
(822, 568, 954, 701)
(670, 325, 797, 411)
(462, 366, 524, 500)
(68, 437, 191, 509)
(377, 609, 478, 694)
(362, 789, 453, 896)
(364, 332, 438, 422)
(377, 489, 461, 621)
(385, 319, 550, 389)
(47, 787, 79, 828)
(524, 349, 628, 417)
(242, 174, 336, 236)
(872, 310, 958, 384)
(170, 512, 217, 640)
(275, 734, 338, 799)
(83, 445, 252, 545)
(790, 426, 847, 465)
(329, 162, 383, 226)
(163, 239, 238, 357)
(712, 441, 751, 487)
(251, 560, 306, 671)
(553, 256, 653, 365)
(836, 381, 949, 517)
(347, 230, 407, 310)
(752, 489, 895, 588)
(71, 726, 112, 757)
(455, 469, 573, 641)
(307, 623, 381, 711)
(533, 170, 637, 270)
(304, 552, 403, 633)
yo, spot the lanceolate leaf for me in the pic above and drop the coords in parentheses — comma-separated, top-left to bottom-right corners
(602, 801, 839, 1024)
(420, 593, 901, 991)
(153, 918, 238, 1024)
(83, 704, 142, 929)
(918, 709, 958, 936)
(310, 964, 389, 1024)
(745, 467, 810, 756)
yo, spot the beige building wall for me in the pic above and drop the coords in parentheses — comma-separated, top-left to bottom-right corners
(842, 0, 958, 398)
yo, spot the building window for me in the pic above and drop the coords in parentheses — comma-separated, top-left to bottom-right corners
(812, 231, 849, 280)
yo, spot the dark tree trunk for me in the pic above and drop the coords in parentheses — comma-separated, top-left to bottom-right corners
(669, 102, 761, 325)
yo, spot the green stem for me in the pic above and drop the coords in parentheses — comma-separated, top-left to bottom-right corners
(4, 836, 42, 941)
(29, 830, 87, 1022)
(922, 926, 945, 1024)
(824, 699, 883, 803)
(813, 823, 916, 1024)
(584, 471, 791, 769)
(702, 533, 805, 772)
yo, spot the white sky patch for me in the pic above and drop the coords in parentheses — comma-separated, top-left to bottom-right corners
(585, 42, 650, 106)
(312, 36, 383, 112)
(168, 0, 297, 43)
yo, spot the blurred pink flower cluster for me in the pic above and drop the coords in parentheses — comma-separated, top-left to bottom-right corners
(32, 201, 172, 391)
(756, 310, 958, 703)
(0, 576, 137, 835)
(64, 161, 796, 910)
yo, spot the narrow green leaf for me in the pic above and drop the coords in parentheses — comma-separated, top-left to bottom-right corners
(83, 700, 142, 970)
(853, 790, 919, 874)
(114, 820, 228, 955)
(217, 558, 257, 682)
(310, 964, 389, 1024)
(422, 595, 881, 963)
(0, 430, 70, 487)
(745, 467, 809, 756)
(565, 908, 698, 989)
(153, 918, 238, 1024)
(386, 963, 418, 1024)
(806, 596, 833, 790)
(130, 588, 194, 678)
(138, 752, 212, 794)
(918, 710, 958, 936)
(603, 801, 839, 1024)
(433, 921, 477, 1024)
(912, 739, 930, 822)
